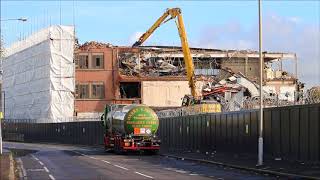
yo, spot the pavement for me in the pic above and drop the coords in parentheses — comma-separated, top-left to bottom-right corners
(164, 151, 320, 179)
(0, 149, 15, 180)
(3, 142, 274, 180)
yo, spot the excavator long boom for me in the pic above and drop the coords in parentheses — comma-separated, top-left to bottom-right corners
(132, 8, 197, 98)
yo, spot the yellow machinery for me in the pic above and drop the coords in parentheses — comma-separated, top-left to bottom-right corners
(133, 8, 221, 112)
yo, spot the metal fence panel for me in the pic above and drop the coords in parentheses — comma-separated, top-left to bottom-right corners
(299, 107, 309, 161)
(309, 105, 319, 161)
(271, 109, 281, 157)
(289, 107, 300, 160)
(264, 110, 272, 154)
(280, 109, 290, 159)
(226, 114, 232, 149)
(2, 103, 320, 163)
(210, 115, 216, 150)
(238, 113, 245, 150)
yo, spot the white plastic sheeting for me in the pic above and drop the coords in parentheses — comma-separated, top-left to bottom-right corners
(3, 25, 75, 122)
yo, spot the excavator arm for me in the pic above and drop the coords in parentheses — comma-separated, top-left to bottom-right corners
(132, 8, 197, 99)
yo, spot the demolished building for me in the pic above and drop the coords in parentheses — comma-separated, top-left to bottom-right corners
(75, 42, 304, 117)
(0, 26, 306, 121)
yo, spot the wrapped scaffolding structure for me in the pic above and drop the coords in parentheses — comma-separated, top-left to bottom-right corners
(3, 25, 75, 122)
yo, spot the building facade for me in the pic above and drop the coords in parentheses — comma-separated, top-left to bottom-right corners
(74, 42, 302, 117)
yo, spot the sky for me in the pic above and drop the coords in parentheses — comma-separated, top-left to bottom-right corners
(1, 0, 319, 87)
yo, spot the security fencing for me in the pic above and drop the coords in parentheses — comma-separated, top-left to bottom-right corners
(159, 103, 320, 163)
(2, 121, 104, 145)
(2, 103, 320, 163)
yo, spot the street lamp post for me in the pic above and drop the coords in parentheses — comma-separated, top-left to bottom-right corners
(0, 91, 4, 155)
(0, 18, 27, 22)
(257, 0, 264, 166)
(0, 17, 27, 155)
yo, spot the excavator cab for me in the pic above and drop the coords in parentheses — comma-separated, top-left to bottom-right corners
(182, 95, 193, 106)
(182, 95, 201, 106)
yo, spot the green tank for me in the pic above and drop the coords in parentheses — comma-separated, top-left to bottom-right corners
(124, 106, 159, 135)
(102, 104, 159, 136)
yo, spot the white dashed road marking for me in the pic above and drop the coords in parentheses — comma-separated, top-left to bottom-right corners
(189, 173, 199, 176)
(31, 154, 55, 180)
(31, 155, 39, 161)
(44, 167, 49, 173)
(135, 171, 154, 179)
(27, 169, 45, 172)
(72, 150, 158, 179)
(102, 160, 111, 164)
(49, 174, 56, 180)
(72, 150, 86, 156)
(16, 158, 27, 178)
(89, 156, 98, 160)
(114, 164, 129, 170)
(174, 170, 188, 174)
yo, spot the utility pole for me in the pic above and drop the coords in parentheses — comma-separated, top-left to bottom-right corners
(0, 17, 27, 155)
(0, 91, 4, 155)
(257, 0, 264, 166)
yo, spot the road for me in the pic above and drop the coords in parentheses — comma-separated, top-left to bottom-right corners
(4, 142, 272, 180)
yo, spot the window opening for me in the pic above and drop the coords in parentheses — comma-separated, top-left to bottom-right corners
(120, 82, 141, 98)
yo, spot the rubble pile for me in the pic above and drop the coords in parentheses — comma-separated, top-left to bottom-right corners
(116, 47, 304, 111)
(77, 41, 112, 50)
(199, 69, 249, 111)
(119, 51, 185, 76)
(305, 86, 320, 104)
(199, 68, 292, 111)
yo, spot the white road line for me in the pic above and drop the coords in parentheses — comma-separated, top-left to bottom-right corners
(43, 167, 50, 173)
(73, 151, 114, 168)
(49, 174, 56, 180)
(72, 151, 86, 156)
(17, 158, 27, 179)
(174, 170, 188, 174)
(114, 164, 129, 170)
(135, 172, 153, 179)
(102, 160, 111, 164)
(31, 155, 39, 161)
(27, 169, 45, 172)
(189, 173, 199, 176)
(38, 161, 44, 165)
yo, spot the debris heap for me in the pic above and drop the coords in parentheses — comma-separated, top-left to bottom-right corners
(305, 86, 320, 104)
(199, 68, 296, 111)
(119, 51, 185, 76)
(77, 41, 112, 51)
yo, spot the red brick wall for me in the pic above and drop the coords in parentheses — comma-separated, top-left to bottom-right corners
(75, 47, 116, 113)
(75, 47, 141, 113)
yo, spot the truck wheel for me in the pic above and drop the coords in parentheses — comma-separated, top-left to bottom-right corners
(151, 150, 159, 155)
(144, 150, 158, 155)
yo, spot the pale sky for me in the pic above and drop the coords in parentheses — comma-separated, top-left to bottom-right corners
(1, 1, 319, 87)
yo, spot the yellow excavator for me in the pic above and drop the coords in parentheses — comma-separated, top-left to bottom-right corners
(132, 8, 221, 112)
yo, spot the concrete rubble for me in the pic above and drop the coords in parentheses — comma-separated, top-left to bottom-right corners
(116, 46, 305, 111)
(305, 86, 320, 104)
(199, 67, 305, 111)
(77, 41, 113, 51)
(119, 51, 185, 76)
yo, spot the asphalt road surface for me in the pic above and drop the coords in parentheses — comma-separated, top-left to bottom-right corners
(4, 142, 273, 180)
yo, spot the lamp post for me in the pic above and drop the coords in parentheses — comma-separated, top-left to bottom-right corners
(257, 0, 264, 166)
(0, 18, 27, 22)
(0, 17, 27, 155)
(0, 91, 4, 155)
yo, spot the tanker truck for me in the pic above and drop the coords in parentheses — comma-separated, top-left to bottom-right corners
(100, 104, 161, 154)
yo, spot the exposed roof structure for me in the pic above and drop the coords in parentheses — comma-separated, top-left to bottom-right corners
(137, 45, 297, 62)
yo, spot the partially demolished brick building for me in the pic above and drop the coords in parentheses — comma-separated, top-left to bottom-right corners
(74, 41, 304, 117)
